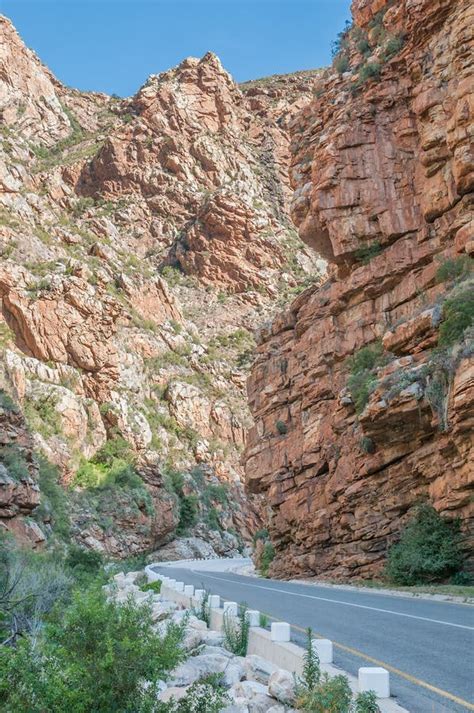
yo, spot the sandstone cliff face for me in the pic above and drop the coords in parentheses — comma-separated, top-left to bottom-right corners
(0, 16, 323, 553)
(245, 0, 473, 579)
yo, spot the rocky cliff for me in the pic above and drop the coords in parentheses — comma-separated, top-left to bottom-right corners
(245, 0, 473, 579)
(0, 15, 324, 554)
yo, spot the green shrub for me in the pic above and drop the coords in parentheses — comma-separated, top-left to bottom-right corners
(358, 61, 381, 83)
(35, 456, 70, 538)
(298, 673, 353, 713)
(206, 507, 221, 531)
(140, 579, 162, 593)
(0, 586, 186, 712)
(334, 54, 350, 74)
(354, 242, 383, 264)
(386, 504, 464, 585)
(177, 494, 199, 534)
(436, 256, 473, 284)
(0, 444, 30, 481)
(223, 603, 250, 656)
(193, 589, 211, 626)
(0, 541, 71, 646)
(354, 690, 380, 712)
(276, 420, 288, 435)
(0, 390, 18, 412)
(360, 436, 375, 454)
(259, 612, 269, 628)
(347, 341, 386, 413)
(356, 37, 371, 56)
(260, 541, 275, 576)
(24, 393, 61, 438)
(380, 34, 404, 61)
(296, 628, 320, 694)
(253, 528, 269, 543)
(66, 544, 103, 575)
(438, 285, 474, 347)
(296, 631, 355, 712)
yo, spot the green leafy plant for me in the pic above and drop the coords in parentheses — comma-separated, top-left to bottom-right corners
(385, 504, 464, 585)
(296, 628, 321, 694)
(354, 242, 383, 264)
(334, 54, 350, 74)
(354, 690, 380, 712)
(0, 390, 18, 413)
(260, 541, 275, 576)
(259, 612, 269, 628)
(0, 585, 186, 712)
(223, 602, 250, 656)
(65, 545, 103, 576)
(296, 629, 354, 713)
(380, 34, 404, 61)
(193, 589, 211, 627)
(0, 445, 30, 481)
(276, 420, 288, 435)
(435, 256, 473, 284)
(358, 61, 381, 83)
(438, 285, 474, 347)
(347, 341, 386, 413)
(140, 579, 162, 593)
(34, 456, 70, 538)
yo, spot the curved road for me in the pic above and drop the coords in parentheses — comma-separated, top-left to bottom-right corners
(152, 560, 474, 713)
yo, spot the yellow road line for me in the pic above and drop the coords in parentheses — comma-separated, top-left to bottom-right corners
(260, 610, 474, 711)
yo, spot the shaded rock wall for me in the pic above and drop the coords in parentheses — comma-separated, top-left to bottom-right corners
(245, 0, 473, 579)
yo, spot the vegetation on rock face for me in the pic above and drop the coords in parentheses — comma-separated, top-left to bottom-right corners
(346, 341, 386, 414)
(438, 284, 474, 348)
(386, 504, 464, 585)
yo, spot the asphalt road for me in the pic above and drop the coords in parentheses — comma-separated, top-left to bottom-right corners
(152, 563, 474, 713)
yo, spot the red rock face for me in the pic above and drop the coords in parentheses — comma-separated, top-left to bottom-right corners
(0, 18, 322, 554)
(245, 0, 473, 579)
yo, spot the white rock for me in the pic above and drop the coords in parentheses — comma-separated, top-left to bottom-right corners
(159, 686, 189, 702)
(243, 655, 278, 684)
(268, 669, 295, 704)
(229, 681, 275, 712)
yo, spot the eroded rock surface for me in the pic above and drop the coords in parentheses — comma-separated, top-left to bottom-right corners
(0, 17, 323, 552)
(245, 0, 474, 579)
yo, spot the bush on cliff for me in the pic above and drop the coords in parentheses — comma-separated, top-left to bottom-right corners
(385, 504, 464, 585)
(347, 341, 386, 413)
(438, 284, 474, 348)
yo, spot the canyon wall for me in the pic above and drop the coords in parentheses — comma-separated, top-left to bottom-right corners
(0, 15, 324, 553)
(245, 0, 473, 579)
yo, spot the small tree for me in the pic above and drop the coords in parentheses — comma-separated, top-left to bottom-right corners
(386, 504, 464, 585)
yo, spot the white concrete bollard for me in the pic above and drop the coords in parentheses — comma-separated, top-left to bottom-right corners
(184, 585, 194, 597)
(223, 601, 238, 616)
(194, 589, 205, 603)
(358, 668, 390, 698)
(246, 610, 260, 627)
(313, 638, 333, 664)
(174, 582, 185, 592)
(271, 622, 291, 642)
(209, 594, 221, 608)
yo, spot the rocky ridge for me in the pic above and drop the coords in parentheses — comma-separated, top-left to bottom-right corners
(0, 15, 324, 554)
(245, 0, 473, 579)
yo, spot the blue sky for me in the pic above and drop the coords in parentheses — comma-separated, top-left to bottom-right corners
(2, 0, 351, 97)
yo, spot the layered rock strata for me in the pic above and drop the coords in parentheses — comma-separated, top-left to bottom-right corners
(245, 0, 473, 579)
